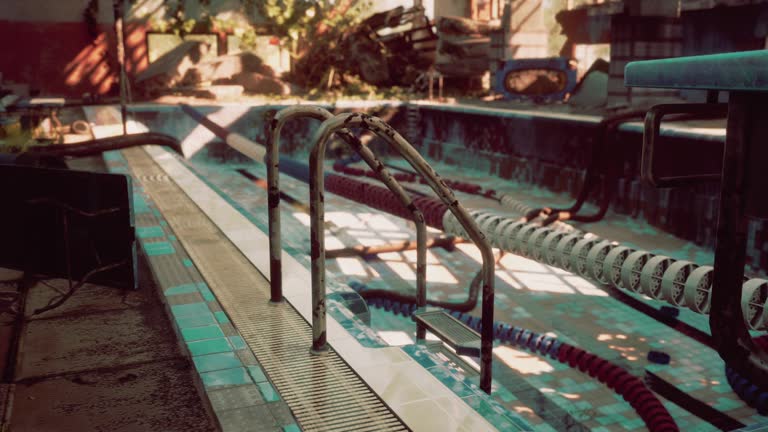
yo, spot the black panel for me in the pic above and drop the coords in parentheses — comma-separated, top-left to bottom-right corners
(0, 164, 136, 289)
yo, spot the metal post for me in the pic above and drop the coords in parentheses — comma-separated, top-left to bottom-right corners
(113, 0, 128, 135)
(309, 113, 495, 393)
(710, 92, 768, 387)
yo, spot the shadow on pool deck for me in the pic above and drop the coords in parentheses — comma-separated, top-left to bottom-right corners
(2, 255, 218, 432)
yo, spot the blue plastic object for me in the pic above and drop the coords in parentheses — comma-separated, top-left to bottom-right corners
(494, 57, 578, 102)
(659, 306, 680, 318)
(647, 351, 671, 365)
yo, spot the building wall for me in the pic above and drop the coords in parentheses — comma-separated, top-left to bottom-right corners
(678, 3, 768, 101)
(0, 0, 262, 97)
(0, 0, 119, 96)
(606, 15, 682, 106)
(435, 0, 470, 18)
(0, 0, 113, 22)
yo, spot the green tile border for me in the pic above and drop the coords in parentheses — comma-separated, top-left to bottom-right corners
(122, 147, 532, 432)
(105, 149, 300, 431)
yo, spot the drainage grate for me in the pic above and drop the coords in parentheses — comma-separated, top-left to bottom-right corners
(122, 147, 409, 432)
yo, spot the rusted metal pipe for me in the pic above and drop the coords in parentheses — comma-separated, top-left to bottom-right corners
(270, 107, 428, 351)
(113, 0, 128, 135)
(529, 110, 645, 225)
(642, 103, 726, 187)
(326, 236, 462, 258)
(310, 113, 496, 393)
(23, 132, 183, 157)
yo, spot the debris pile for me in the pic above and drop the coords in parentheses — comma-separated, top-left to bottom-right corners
(135, 41, 290, 98)
(434, 16, 492, 78)
(293, 5, 437, 89)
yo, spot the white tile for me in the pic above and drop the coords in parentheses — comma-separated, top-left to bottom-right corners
(433, 396, 497, 431)
(394, 399, 461, 432)
(326, 318, 354, 343)
(331, 340, 410, 371)
(357, 363, 430, 405)
(401, 363, 458, 398)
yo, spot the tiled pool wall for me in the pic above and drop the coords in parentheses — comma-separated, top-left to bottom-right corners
(413, 105, 767, 275)
(129, 102, 768, 274)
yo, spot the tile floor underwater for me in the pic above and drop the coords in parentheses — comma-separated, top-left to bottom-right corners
(172, 148, 766, 431)
(87, 103, 768, 430)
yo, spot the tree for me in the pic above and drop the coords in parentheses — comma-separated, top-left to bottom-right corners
(130, 0, 371, 89)
(244, 0, 372, 88)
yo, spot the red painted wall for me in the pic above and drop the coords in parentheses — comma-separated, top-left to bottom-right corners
(0, 20, 148, 97)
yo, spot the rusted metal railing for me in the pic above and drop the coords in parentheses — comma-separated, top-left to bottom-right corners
(309, 113, 496, 392)
(268, 106, 428, 345)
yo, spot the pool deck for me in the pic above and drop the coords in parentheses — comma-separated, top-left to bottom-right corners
(90, 108, 514, 431)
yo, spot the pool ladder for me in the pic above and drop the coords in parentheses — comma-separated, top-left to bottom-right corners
(266, 106, 496, 394)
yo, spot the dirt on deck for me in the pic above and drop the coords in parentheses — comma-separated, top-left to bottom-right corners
(1, 254, 217, 432)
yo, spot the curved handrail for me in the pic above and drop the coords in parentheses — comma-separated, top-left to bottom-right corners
(309, 112, 496, 393)
(23, 132, 183, 157)
(268, 106, 428, 339)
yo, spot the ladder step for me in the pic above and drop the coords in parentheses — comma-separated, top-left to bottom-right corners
(414, 310, 481, 357)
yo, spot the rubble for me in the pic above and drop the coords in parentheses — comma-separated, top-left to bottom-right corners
(221, 73, 289, 95)
(435, 16, 492, 78)
(296, 5, 436, 89)
(135, 40, 210, 97)
(190, 52, 277, 83)
(137, 43, 290, 97)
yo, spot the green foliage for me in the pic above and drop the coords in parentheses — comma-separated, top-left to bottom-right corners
(210, 16, 259, 49)
(304, 74, 410, 101)
(146, 0, 214, 36)
(0, 128, 35, 154)
(134, 0, 389, 92)
(242, 0, 372, 89)
(246, 0, 313, 39)
(245, 0, 370, 46)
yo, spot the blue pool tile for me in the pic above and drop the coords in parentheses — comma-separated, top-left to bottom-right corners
(282, 425, 301, 432)
(201, 367, 251, 388)
(182, 258, 194, 267)
(229, 336, 247, 350)
(181, 325, 225, 342)
(136, 226, 164, 239)
(168, 234, 177, 242)
(193, 352, 242, 373)
(171, 302, 211, 318)
(165, 283, 198, 296)
(187, 338, 232, 356)
(247, 366, 268, 383)
(257, 382, 280, 402)
(144, 241, 175, 256)
(197, 283, 216, 302)
(103, 151, 124, 162)
(214, 311, 230, 324)
(175, 312, 217, 329)
(133, 196, 150, 213)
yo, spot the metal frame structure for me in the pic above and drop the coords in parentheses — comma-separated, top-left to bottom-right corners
(626, 50, 768, 388)
(642, 103, 727, 187)
(309, 112, 496, 392)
